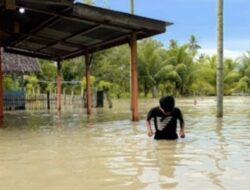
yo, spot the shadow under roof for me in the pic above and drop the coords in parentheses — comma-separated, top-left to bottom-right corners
(0, 0, 172, 61)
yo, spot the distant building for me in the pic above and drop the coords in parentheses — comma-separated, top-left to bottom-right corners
(2, 52, 41, 109)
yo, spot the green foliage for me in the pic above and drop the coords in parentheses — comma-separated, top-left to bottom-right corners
(236, 51, 250, 92)
(25, 75, 39, 95)
(13, 34, 249, 97)
(81, 76, 96, 88)
(3, 76, 18, 91)
(82, 0, 95, 5)
(62, 57, 84, 81)
(46, 82, 55, 93)
(97, 80, 112, 90)
(91, 45, 130, 98)
(188, 34, 201, 56)
(37, 59, 57, 92)
(137, 38, 164, 97)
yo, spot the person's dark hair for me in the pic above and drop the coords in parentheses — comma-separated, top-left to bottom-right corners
(159, 96, 175, 112)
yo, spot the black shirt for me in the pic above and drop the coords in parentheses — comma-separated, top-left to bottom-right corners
(147, 106, 184, 140)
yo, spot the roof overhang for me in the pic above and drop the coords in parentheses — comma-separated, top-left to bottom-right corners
(0, 0, 172, 61)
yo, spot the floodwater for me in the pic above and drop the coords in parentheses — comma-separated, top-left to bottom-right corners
(0, 97, 250, 190)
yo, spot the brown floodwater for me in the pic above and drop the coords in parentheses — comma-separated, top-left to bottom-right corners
(0, 97, 249, 190)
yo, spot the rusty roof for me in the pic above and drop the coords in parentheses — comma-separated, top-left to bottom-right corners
(2, 52, 40, 74)
(0, 0, 172, 61)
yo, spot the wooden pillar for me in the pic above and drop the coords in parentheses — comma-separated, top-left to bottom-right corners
(130, 32, 139, 121)
(56, 61, 62, 111)
(85, 52, 91, 115)
(0, 48, 3, 118)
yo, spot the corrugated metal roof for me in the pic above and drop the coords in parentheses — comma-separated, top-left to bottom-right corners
(0, 0, 172, 61)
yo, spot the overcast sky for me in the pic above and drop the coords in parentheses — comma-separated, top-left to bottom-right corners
(76, 0, 250, 58)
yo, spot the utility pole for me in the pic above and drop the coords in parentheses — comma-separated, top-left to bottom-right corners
(130, 0, 134, 14)
(217, 0, 224, 117)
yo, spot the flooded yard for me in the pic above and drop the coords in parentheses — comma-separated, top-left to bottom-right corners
(0, 97, 249, 190)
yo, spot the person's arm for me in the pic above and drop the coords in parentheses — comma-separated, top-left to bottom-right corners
(177, 108, 185, 138)
(146, 120, 154, 137)
(146, 108, 154, 137)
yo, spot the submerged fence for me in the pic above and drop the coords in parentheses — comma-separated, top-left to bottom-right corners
(3, 91, 109, 110)
(4, 93, 85, 110)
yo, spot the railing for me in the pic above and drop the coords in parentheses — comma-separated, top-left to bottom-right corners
(3, 91, 109, 110)
(25, 94, 85, 110)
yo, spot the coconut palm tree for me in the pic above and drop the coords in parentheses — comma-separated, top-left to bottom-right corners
(217, 0, 224, 117)
(191, 55, 216, 95)
(188, 34, 201, 57)
(234, 51, 250, 94)
(223, 58, 241, 95)
(137, 38, 164, 97)
(157, 42, 194, 96)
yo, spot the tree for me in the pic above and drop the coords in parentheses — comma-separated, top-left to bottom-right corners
(234, 52, 250, 93)
(25, 75, 39, 95)
(91, 45, 130, 98)
(62, 57, 84, 81)
(160, 41, 194, 96)
(188, 34, 201, 57)
(37, 59, 57, 93)
(137, 38, 164, 97)
(217, 0, 224, 117)
(223, 58, 240, 95)
(192, 55, 216, 95)
(3, 76, 18, 91)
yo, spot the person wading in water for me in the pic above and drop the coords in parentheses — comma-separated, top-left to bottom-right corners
(146, 96, 185, 140)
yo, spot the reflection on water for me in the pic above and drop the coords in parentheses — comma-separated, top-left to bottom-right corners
(0, 96, 250, 190)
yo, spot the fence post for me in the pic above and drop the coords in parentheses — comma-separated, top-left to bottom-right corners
(56, 61, 62, 111)
(47, 91, 50, 110)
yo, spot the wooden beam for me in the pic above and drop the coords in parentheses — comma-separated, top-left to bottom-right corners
(63, 33, 130, 60)
(35, 25, 100, 52)
(10, 16, 60, 47)
(19, 19, 62, 47)
(4, 47, 56, 60)
(0, 47, 3, 118)
(130, 32, 139, 121)
(10, 6, 72, 47)
(4, 29, 85, 50)
(18, 0, 72, 7)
